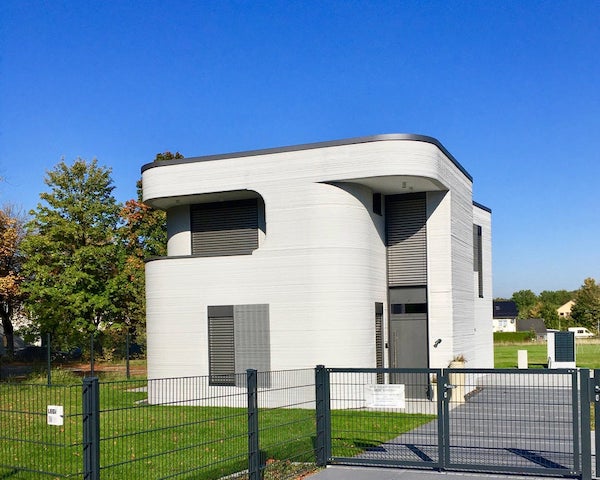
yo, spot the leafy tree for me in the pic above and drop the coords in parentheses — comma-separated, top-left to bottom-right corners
(0, 205, 26, 357)
(111, 152, 180, 347)
(21, 159, 122, 350)
(570, 278, 600, 332)
(511, 290, 538, 319)
(539, 304, 561, 330)
(539, 290, 573, 308)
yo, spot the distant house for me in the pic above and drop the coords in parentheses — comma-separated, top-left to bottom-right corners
(517, 318, 547, 340)
(557, 300, 575, 318)
(493, 301, 518, 332)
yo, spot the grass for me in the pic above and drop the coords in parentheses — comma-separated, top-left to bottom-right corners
(494, 338, 600, 369)
(0, 372, 434, 479)
(330, 410, 436, 458)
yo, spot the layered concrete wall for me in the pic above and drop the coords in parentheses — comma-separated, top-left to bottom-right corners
(142, 135, 493, 380)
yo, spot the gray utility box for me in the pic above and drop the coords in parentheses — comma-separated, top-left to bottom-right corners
(547, 331, 575, 368)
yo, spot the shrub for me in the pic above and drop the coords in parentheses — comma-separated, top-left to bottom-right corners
(494, 331, 535, 343)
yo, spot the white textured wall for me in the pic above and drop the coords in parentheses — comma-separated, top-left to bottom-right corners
(166, 205, 191, 256)
(426, 190, 454, 367)
(145, 182, 388, 378)
(473, 205, 494, 368)
(143, 137, 492, 379)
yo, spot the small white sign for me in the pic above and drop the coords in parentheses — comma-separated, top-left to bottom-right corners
(47, 405, 64, 426)
(365, 384, 405, 409)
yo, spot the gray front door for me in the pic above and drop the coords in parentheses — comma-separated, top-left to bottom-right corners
(389, 287, 428, 397)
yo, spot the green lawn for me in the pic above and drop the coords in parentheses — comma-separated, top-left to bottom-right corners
(0, 374, 434, 479)
(330, 410, 435, 458)
(494, 339, 600, 369)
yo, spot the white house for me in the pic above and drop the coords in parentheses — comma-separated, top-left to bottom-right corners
(141, 134, 493, 391)
(557, 300, 575, 318)
(492, 301, 518, 333)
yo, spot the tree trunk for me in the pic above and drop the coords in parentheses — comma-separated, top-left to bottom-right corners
(0, 307, 15, 358)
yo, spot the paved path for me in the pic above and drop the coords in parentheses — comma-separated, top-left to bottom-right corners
(307, 465, 557, 479)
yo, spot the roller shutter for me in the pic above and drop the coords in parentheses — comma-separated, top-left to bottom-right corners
(191, 199, 258, 257)
(386, 193, 427, 286)
(207, 306, 235, 386)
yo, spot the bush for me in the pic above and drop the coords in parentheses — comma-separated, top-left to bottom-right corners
(494, 331, 535, 343)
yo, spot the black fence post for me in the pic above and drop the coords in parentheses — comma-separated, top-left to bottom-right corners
(594, 369, 600, 478)
(82, 377, 100, 480)
(126, 332, 131, 380)
(46, 333, 51, 387)
(579, 369, 592, 480)
(247, 369, 260, 480)
(315, 365, 331, 466)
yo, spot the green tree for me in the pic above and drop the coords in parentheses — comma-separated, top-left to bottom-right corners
(538, 290, 573, 308)
(111, 151, 180, 347)
(539, 304, 561, 330)
(0, 205, 26, 357)
(21, 159, 122, 350)
(570, 278, 600, 332)
(511, 289, 538, 319)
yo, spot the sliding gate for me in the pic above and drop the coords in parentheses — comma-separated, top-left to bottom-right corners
(316, 367, 592, 478)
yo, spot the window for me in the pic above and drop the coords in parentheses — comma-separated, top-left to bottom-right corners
(473, 224, 483, 297)
(191, 199, 261, 257)
(373, 193, 382, 216)
(391, 303, 428, 314)
(375, 303, 384, 384)
(208, 304, 270, 387)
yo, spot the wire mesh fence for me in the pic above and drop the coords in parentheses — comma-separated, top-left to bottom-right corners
(0, 380, 84, 478)
(1, 369, 319, 480)
(326, 368, 440, 467)
(1, 367, 596, 479)
(98, 374, 249, 479)
(445, 368, 581, 475)
(256, 369, 318, 479)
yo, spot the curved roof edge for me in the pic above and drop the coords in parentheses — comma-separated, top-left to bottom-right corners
(473, 201, 492, 213)
(141, 133, 473, 182)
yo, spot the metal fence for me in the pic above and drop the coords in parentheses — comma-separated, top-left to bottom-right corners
(2, 367, 599, 479)
(0, 369, 318, 480)
(318, 366, 595, 479)
(0, 380, 85, 478)
(0, 333, 142, 384)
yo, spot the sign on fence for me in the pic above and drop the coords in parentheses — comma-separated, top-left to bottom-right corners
(364, 384, 405, 408)
(47, 405, 64, 426)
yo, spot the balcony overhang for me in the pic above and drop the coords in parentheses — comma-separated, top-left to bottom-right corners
(146, 189, 261, 210)
(331, 175, 447, 195)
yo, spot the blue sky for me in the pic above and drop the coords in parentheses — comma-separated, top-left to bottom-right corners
(0, 1, 598, 298)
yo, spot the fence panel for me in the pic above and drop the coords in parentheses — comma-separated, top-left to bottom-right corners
(97, 375, 249, 479)
(326, 368, 441, 469)
(256, 369, 318, 479)
(444, 368, 582, 477)
(0, 381, 84, 478)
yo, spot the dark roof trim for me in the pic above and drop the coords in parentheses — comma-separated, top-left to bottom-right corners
(141, 133, 473, 182)
(473, 201, 492, 213)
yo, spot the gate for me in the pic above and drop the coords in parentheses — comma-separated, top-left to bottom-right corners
(316, 367, 593, 478)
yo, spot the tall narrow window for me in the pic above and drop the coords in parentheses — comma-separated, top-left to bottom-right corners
(473, 225, 483, 298)
(373, 193, 382, 216)
(375, 303, 384, 384)
(208, 306, 235, 386)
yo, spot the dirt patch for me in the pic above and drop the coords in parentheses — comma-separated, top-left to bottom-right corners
(65, 362, 146, 376)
